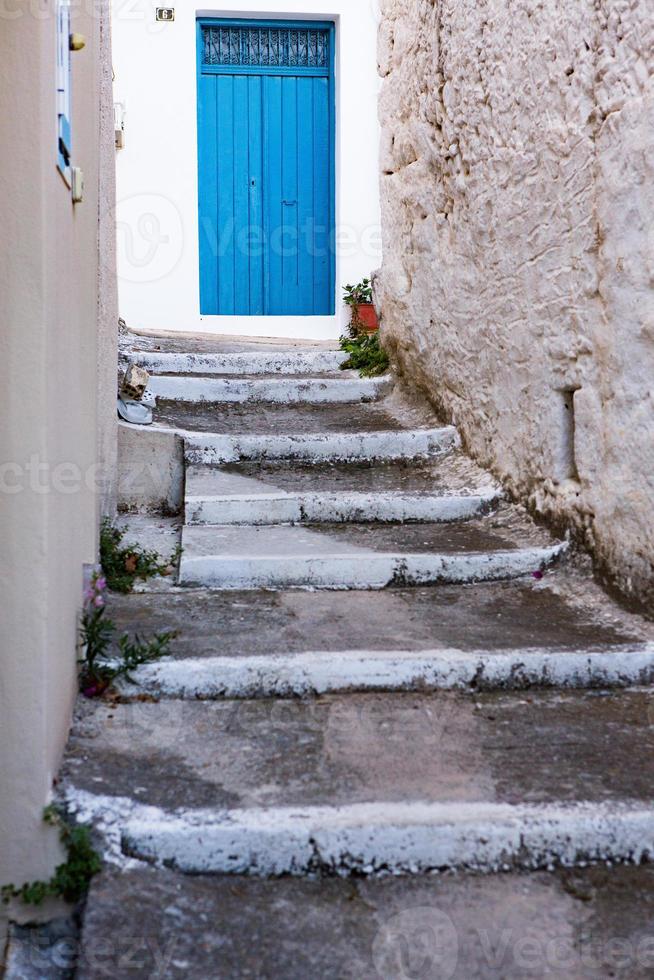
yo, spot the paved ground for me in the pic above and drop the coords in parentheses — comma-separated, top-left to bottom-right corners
(153, 399, 414, 435)
(28, 335, 654, 978)
(9, 866, 654, 978)
(78, 864, 654, 979)
(105, 578, 644, 657)
(62, 689, 654, 812)
(120, 329, 338, 354)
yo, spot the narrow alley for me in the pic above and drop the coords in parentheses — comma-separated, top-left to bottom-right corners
(3, 2, 654, 976)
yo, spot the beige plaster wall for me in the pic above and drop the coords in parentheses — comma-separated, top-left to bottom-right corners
(377, 0, 654, 609)
(97, 4, 119, 518)
(0, 0, 116, 895)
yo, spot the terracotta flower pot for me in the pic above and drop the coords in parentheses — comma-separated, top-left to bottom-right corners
(354, 302, 379, 333)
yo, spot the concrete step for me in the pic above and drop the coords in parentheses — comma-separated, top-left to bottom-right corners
(186, 453, 502, 497)
(184, 426, 459, 466)
(188, 454, 500, 497)
(75, 863, 654, 979)
(186, 490, 498, 526)
(127, 348, 347, 376)
(155, 398, 414, 436)
(178, 520, 565, 589)
(123, 642, 654, 700)
(107, 568, 654, 696)
(184, 458, 501, 525)
(104, 577, 651, 666)
(148, 374, 390, 405)
(63, 689, 654, 875)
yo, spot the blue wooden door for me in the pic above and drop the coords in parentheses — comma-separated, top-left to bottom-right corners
(197, 21, 335, 316)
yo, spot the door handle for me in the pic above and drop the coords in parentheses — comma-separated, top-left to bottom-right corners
(282, 200, 297, 206)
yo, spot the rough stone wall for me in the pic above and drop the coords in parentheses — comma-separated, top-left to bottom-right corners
(377, 0, 654, 609)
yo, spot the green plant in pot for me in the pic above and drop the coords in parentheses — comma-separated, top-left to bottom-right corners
(343, 278, 379, 335)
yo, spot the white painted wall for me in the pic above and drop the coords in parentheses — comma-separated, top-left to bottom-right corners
(113, 1, 382, 340)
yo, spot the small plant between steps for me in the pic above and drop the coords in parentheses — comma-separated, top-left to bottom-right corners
(339, 332, 390, 378)
(100, 518, 180, 593)
(79, 573, 175, 697)
(1, 806, 101, 907)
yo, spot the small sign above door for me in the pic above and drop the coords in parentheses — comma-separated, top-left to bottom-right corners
(155, 8, 175, 21)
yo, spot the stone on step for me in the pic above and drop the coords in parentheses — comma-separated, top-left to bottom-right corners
(148, 374, 390, 405)
(121, 363, 149, 400)
(178, 521, 565, 589)
(63, 689, 654, 876)
(128, 349, 347, 376)
(184, 426, 459, 466)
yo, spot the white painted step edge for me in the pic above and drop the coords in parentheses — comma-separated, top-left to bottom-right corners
(65, 789, 654, 877)
(127, 350, 347, 376)
(183, 426, 460, 465)
(119, 642, 654, 699)
(148, 375, 391, 404)
(178, 543, 566, 590)
(185, 490, 501, 526)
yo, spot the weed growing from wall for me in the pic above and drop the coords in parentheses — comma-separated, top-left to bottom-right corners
(1, 807, 101, 907)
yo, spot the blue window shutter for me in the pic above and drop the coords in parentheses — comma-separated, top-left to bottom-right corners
(57, 0, 72, 174)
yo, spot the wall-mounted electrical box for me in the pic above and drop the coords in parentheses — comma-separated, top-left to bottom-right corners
(114, 102, 126, 150)
(71, 167, 84, 204)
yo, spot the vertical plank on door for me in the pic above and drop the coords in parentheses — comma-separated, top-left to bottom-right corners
(248, 74, 264, 315)
(312, 75, 331, 316)
(264, 75, 283, 314)
(233, 75, 250, 314)
(281, 75, 299, 313)
(198, 73, 218, 314)
(216, 75, 235, 314)
(297, 76, 314, 316)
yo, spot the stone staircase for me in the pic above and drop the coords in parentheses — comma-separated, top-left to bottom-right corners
(61, 335, 654, 977)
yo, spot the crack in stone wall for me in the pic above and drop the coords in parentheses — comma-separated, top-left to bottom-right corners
(377, 0, 654, 609)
